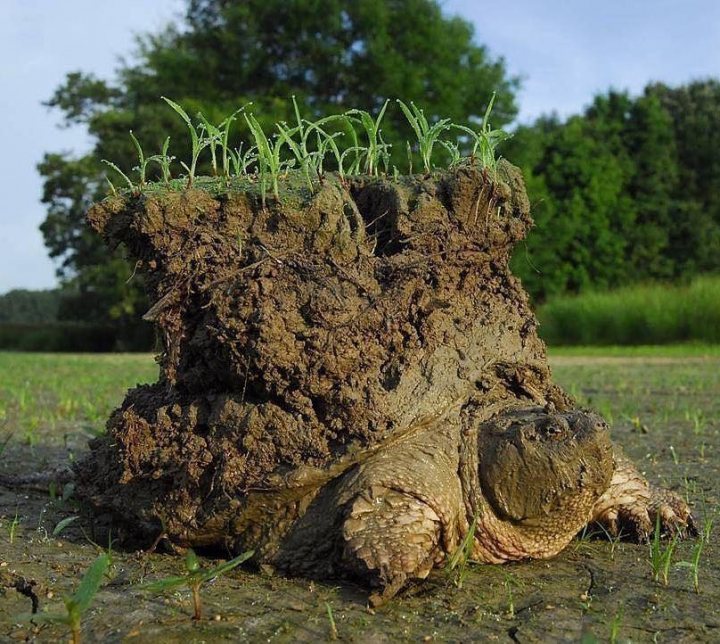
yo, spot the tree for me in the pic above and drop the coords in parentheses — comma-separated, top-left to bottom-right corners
(509, 80, 720, 302)
(39, 0, 520, 337)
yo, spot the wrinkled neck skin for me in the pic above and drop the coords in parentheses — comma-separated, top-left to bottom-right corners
(459, 405, 614, 563)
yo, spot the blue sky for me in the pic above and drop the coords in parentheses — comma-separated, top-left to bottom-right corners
(1, 0, 718, 293)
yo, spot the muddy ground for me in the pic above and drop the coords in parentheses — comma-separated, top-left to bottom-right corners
(0, 353, 718, 642)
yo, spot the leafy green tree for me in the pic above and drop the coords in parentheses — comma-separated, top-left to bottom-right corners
(39, 0, 519, 337)
(510, 93, 637, 299)
(646, 80, 720, 275)
(511, 80, 720, 302)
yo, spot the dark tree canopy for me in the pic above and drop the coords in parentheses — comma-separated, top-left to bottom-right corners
(509, 80, 720, 301)
(39, 0, 519, 339)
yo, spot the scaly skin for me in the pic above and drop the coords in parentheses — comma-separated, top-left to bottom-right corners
(282, 405, 697, 604)
(591, 451, 697, 540)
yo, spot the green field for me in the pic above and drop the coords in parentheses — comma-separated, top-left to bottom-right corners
(0, 350, 718, 641)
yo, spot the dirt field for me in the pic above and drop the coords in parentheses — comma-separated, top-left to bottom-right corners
(0, 351, 717, 642)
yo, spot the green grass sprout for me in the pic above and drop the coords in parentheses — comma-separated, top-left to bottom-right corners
(101, 160, 134, 193)
(26, 553, 110, 644)
(453, 93, 510, 172)
(677, 516, 713, 592)
(228, 142, 258, 178)
(345, 100, 390, 177)
(52, 515, 80, 537)
(245, 113, 289, 204)
(140, 548, 253, 621)
(649, 515, 679, 585)
(161, 96, 210, 187)
(325, 602, 338, 640)
(396, 100, 451, 173)
(445, 515, 478, 589)
(128, 130, 151, 189)
(149, 136, 174, 185)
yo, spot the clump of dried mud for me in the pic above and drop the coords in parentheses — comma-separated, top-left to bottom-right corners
(78, 162, 569, 549)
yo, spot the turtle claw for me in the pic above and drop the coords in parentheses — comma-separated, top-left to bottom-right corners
(648, 486, 698, 539)
(591, 452, 697, 544)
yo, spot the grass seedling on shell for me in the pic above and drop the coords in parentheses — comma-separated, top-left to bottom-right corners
(162, 96, 210, 188)
(440, 140, 462, 168)
(128, 130, 151, 189)
(140, 548, 253, 621)
(452, 93, 511, 172)
(228, 142, 258, 178)
(25, 553, 110, 644)
(245, 113, 292, 204)
(101, 160, 134, 193)
(397, 100, 452, 173)
(345, 99, 390, 177)
(199, 106, 248, 178)
(149, 136, 174, 185)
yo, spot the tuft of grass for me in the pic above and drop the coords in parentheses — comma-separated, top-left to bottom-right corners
(104, 94, 509, 199)
(140, 549, 253, 621)
(445, 515, 478, 589)
(539, 275, 720, 346)
(397, 100, 451, 173)
(25, 553, 110, 644)
(452, 93, 511, 172)
(161, 96, 211, 188)
(677, 516, 713, 593)
(345, 100, 390, 177)
(245, 113, 292, 204)
(325, 602, 338, 640)
(648, 515, 679, 586)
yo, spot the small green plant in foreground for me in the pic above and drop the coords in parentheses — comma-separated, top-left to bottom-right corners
(26, 553, 110, 644)
(325, 602, 339, 640)
(609, 608, 623, 644)
(677, 516, 713, 592)
(140, 549, 253, 620)
(445, 515, 478, 589)
(502, 572, 524, 618)
(8, 507, 20, 543)
(649, 515, 679, 585)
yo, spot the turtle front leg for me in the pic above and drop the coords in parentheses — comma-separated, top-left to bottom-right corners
(591, 450, 697, 541)
(342, 486, 444, 606)
(335, 418, 465, 605)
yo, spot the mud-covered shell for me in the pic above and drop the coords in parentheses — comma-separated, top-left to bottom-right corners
(77, 161, 569, 547)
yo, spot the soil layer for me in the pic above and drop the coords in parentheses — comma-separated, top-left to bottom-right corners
(78, 163, 569, 554)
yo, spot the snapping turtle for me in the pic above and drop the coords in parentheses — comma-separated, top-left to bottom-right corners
(76, 162, 695, 603)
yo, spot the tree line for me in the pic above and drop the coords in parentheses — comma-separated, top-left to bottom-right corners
(507, 80, 720, 301)
(16, 0, 720, 349)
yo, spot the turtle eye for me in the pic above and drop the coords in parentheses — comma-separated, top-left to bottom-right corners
(538, 416, 570, 440)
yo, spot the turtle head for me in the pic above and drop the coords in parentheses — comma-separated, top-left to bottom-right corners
(472, 408, 614, 560)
